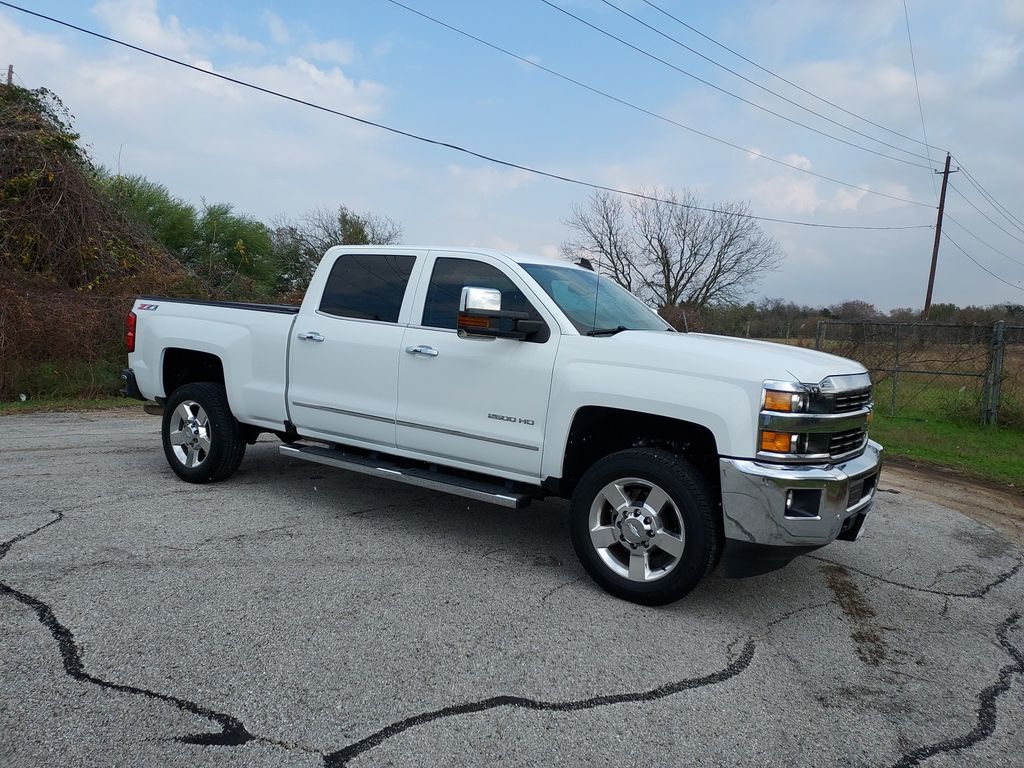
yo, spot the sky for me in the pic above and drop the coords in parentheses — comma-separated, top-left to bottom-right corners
(2, 0, 1023, 310)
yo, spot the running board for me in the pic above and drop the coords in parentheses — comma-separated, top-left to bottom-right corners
(279, 444, 532, 509)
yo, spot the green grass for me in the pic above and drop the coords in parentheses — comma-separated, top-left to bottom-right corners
(0, 396, 138, 415)
(871, 411, 1023, 490)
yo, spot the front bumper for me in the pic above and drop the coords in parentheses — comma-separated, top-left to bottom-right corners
(719, 440, 883, 549)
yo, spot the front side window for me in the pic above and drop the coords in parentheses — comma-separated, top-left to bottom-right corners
(422, 258, 543, 331)
(319, 253, 416, 323)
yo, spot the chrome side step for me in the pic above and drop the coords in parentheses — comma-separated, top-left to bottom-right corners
(278, 444, 533, 509)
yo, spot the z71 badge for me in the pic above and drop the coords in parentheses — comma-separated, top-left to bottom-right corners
(137, 303, 159, 311)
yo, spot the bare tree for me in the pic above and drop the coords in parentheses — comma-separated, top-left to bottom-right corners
(560, 192, 639, 293)
(562, 189, 783, 310)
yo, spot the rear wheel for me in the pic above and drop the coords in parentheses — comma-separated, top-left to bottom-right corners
(569, 448, 721, 605)
(162, 382, 246, 483)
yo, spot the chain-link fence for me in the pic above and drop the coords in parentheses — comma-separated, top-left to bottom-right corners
(814, 320, 1023, 428)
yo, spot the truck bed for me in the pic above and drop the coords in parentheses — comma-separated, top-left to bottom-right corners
(137, 296, 300, 314)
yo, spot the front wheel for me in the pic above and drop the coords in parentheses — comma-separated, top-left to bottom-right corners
(569, 448, 721, 605)
(161, 382, 246, 483)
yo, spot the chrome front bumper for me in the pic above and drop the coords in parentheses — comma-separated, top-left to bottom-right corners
(719, 440, 883, 548)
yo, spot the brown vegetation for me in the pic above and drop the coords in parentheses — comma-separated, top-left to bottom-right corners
(0, 84, 194, 399)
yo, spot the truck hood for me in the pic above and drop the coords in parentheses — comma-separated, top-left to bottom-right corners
(600, 331, 867, 385)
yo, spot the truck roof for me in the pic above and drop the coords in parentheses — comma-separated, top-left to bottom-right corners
(322, 244, 588, 270)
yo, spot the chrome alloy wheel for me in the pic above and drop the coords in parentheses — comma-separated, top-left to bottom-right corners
(588, 477, 687, 582)
(168, 400, 212, 468)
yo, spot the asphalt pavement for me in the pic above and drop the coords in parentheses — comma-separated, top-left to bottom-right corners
(1, 409, 1022, 767)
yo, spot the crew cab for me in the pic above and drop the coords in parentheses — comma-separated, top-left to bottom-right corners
(122, 246, 882, 604)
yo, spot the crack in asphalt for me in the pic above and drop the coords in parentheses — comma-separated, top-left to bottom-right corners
(0, 511, 256, 747)
(808, 554, 1023, 598)
(0, 508, 762, 765)
(4, 508, 1023, 768)
(888, 612, 1023, 768)
(321, 639, 757, 767)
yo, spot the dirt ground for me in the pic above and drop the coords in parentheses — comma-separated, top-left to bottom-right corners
(883, 458, 1024, 547)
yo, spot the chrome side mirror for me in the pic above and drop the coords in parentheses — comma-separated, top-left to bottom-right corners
(459, 286, 502, 313)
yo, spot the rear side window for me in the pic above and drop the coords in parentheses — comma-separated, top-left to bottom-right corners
(422, 257, 542, 331)
(319, 253, 416, 323)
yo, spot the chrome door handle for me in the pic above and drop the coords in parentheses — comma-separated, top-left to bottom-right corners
(298, 331, 325, 342)
(405, 345, 439, 357)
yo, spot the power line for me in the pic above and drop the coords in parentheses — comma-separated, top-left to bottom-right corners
(538, 0, 933, 170)
(600, 0, 934, 165)
(0, 0, 934, 232)
(638, 0, 947, 154)
(949, 183, 1024, 247)
(945, 214, 1024, 268)
(902, 0, 938, 200)
(383, 0, 932, 209)
(942, 231, 1024, 292)
(952, 157, 1024, 234)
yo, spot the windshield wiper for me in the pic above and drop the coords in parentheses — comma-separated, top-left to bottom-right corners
(586, 326, 630, 336)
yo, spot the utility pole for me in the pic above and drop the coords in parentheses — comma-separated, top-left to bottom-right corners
(5, 65, 12, 87)
(923, 152, 957, 318)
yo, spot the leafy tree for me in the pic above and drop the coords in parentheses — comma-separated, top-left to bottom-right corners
(827, 300, 880, 320)
(271, 204, 402, 292)
(98, 173, 196, 255)
(188, 202, 276, 298)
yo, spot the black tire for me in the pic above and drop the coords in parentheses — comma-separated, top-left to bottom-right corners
(569, 448, 721, 606)
(161, 382, 246, 483)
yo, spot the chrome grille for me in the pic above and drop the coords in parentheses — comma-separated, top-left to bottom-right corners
(834, 386, 872, 413)
(830, 427, 867, 458)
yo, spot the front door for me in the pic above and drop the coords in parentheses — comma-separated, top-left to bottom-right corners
(396, 253, 559, 478)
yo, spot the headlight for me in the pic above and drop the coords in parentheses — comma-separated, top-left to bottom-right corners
(757, 378, 872, 463)
(763, 389, 808, 413)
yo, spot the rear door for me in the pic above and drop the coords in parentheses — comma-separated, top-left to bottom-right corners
(396, 252, 559, 478)
(287, 250, 421, 449)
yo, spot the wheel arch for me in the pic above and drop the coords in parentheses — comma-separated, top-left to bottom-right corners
(554, 406, 720, 498)
(161, 347, 226, 398)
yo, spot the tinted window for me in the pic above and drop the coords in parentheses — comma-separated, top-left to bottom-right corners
(422, 258, 541, 330)
(319, 253, 415, 323)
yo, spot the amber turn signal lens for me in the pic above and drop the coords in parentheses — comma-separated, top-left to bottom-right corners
(763, 390, 795, 412)
(760, 431, 794, 453)
(457, 313, 490, 329)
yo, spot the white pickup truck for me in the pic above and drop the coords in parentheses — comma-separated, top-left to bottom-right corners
(123, 246, 881, 604)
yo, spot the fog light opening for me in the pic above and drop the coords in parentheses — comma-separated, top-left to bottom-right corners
(785, 488, 822, 519)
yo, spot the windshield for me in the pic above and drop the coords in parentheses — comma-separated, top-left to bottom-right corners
(521, 264, 672, 335)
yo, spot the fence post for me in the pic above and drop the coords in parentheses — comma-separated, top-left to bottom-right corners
(891, 324, 901, 417)
(983, 320, 1006, 425)
(815, 321, 825, 350)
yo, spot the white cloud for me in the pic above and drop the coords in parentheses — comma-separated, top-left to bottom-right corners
(972, 40, 1022, 83)
(217, 32, 265, 57)
(835, 187, 868, 211)
(92, 0, 190, 57)
(781, 153, 813, 171)
(303, 39, 355, 66)
(446, 165, 533, 195)
(746, 177, 823, 214)
(263, 9, 290, 45)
